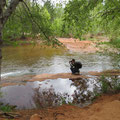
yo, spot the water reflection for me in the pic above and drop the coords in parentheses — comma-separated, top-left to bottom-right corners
(0, 79, 75, 109)
(0, 77, 98, 109)
(1, 74, 120, 109)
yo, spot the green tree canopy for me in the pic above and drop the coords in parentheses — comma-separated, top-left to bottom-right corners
(64, 0, 120, 39)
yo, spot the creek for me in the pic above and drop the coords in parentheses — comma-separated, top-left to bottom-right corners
(0, 45, 119, 109)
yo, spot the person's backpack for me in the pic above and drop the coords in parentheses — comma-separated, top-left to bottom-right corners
(75, 62, 82, 69)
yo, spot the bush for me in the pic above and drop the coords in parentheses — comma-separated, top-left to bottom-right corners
(99, 75, 120, 93)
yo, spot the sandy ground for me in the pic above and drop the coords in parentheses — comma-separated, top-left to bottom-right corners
(58, 36, 119, 54)
(58, 37, 99, 53)
(1, 69, 120, 87)
(29, 69, 120, 82)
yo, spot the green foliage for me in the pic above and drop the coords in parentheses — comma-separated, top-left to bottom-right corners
(64, 0, 102, 38)
(64, 0, 120, 40)
(98, 38, 120, 48)
(100, 76, 110, 93)
(2, 0, 67, 45)
(0, 90, 15, 112)
(44, 0, 55, 22)
(3, 0, 120, 44)
(3, 1, 53, 43)
(99, 75, 120, 93)
(109, 38, 120, 48)
(51, 18, 63, 36)
(0, 104, 14, 112)
(92, 92, 101, 101)
(92, 75, 120, 101)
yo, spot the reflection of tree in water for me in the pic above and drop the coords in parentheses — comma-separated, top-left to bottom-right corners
(70, 78, 94, 106)
(32, 78, 96, 108)
(33, 87, 71, 108)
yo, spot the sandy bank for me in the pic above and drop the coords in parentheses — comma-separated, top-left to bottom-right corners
(27, 73, 89, 82)
(26, 69, 120, 82)
(58, 38, 99, 53)
(14, 93, 120, 120)
(1, 69, 120, 87)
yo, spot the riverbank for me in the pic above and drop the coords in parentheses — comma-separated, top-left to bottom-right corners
(58, 35, 119, 54)
(1, 69, 120, 120)
(3, 34, 120, 54)
(1, 69, 120, 87)
(58, 37, 99, 53)
(3, 93, 119, 120)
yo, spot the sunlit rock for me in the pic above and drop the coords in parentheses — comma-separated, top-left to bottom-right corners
(30, 114, 42, 120)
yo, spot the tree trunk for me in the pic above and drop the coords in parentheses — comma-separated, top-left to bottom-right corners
(0, 19, 3, 81)
(0, 0, 4, 81)
(0, 28, 2, 81)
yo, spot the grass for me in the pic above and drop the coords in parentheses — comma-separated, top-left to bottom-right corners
(0, 104, 13, 112)
(87, 37, 97, 41)
(98, 38, 120, 48)
(92, 74, 120, 101)
(99, 75, 120, 94)
(3, 39, 36, 46)
(109, 38, 120, 48)
(0, 103, 16, 112)
(0, 90, 16, 113)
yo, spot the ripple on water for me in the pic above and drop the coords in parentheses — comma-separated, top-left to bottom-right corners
(2, 45, 119, 78)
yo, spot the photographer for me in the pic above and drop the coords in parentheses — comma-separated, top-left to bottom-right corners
(69, 59, 82, 74)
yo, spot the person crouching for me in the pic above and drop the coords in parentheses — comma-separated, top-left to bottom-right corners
(69, 59, 82, 75)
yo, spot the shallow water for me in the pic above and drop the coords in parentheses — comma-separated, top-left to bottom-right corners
(0, 45, 120, 109)
(1, 45, 119, 78)
(0, 77, 98, 109)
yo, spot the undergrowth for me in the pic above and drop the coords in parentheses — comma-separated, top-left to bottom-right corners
(99, 75, 120, 94)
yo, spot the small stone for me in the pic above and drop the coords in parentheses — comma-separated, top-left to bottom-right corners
(30, 114, 42, 120)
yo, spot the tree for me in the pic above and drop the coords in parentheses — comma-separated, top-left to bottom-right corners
(2, 1, 52, 41)
(64, 0, 102, 38)
(64, 0, 120, 39)
(43, 0, 55, 22)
